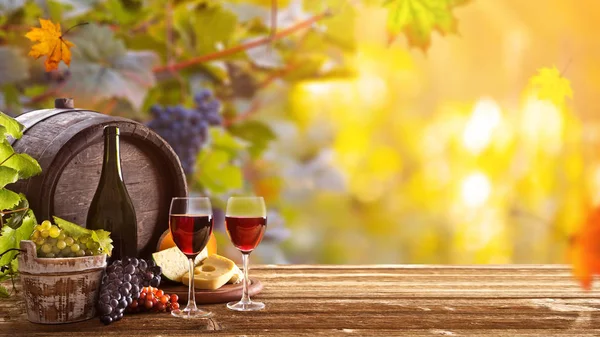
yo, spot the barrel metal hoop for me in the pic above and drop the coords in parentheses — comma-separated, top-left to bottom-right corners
(10, 108, 86, 145)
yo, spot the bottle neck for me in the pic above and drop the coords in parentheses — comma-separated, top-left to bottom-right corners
(102, 132, 123, 181)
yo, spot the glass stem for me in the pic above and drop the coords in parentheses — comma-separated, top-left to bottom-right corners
(186, 257, 198, 312)
(241, 253, 251, 304)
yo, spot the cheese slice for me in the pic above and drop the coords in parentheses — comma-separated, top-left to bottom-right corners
(182, 254, 236, 290)
(152, 246, 208, 282)
(228, 264, 243, 284)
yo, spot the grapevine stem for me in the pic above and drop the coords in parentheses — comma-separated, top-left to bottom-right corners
(1, 206, 29, 215)
(560, 58, 573, 77)
(0, 249, 24, 259)
(223, 100, 262, 127)
(62, 22, 89, 36)
(103, 98, 118, 116)
(153, 9, 332, 73)
(270, 0, 278, 45)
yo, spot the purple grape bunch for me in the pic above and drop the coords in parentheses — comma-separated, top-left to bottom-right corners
(97, 257, 162, 325)
(147, 89, 223, 174)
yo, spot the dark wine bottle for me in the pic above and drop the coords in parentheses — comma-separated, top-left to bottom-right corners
(87, 126, 138, 261)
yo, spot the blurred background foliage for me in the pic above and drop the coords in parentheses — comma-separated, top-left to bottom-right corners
(0, 0, 595, 264)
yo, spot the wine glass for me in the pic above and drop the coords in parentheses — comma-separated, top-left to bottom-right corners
(225, 196, 267, 311)
(169, 197, 214, 318)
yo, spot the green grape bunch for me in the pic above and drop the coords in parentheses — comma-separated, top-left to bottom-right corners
(30, 220, 102, 258)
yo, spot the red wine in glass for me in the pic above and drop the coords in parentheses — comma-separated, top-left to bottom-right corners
(225, 216, 267, 253)
(170, 214, 213, 257)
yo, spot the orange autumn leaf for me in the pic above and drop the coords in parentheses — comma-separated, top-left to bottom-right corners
(570, 206, 600, 290)
(25, 19, 75, 72)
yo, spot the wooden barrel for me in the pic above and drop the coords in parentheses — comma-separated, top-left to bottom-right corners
(9, 99, 187, 258)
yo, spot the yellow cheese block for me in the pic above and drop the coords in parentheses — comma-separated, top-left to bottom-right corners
(228, 264, 243, 284)
(181, 254, 236, 290)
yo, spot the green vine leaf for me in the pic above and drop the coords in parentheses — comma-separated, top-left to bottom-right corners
(0, 189, 20, 211)
(58, 24, 159, 109)
(385, 0, 470, 52)
(228, 120, 276, 158)
(0, 211, 36, 279)
(90, 229, 113, 257)
(195, 148, 243, 195)
(0, 167, 18, 189)
(0, 139, 42, 180)
(173, 1, 238, 56)
(0, 111, 23, 139)
(5, 197, 29, 229)
(209, 127, 248, 157)
(53, 216, 90, 239)
(53, 216, 113, 256)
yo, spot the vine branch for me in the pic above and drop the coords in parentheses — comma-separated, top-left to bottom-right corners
(270, 0, 278, 43)
(0, 206, 29, 228)
(0, 249, 23, 259)
(223, 100, 262, 127)
(153, 9, 332, 73)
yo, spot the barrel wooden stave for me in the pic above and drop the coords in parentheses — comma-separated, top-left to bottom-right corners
(10, 109, 187, 258)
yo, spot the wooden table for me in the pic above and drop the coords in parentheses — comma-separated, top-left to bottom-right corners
(2, 265, 600, 336)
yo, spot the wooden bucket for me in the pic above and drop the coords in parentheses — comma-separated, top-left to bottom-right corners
(8, 99, 187, 258)
(18, 240, 107, 324)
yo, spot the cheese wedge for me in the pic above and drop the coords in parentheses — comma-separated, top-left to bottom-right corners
(152, 246, 208, 282)
(182, 254, 236, 290)
(228, 264, 243, 284)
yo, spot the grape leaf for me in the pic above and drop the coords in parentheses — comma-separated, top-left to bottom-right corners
(529, 66, 573, 107)
(90, 229, 113, 257)
(384, 0, 470, 51)
(5, 197, 29, 229)
(0, 284, 8, 298)
(0, 139, 42, 180)
(228, 120, 276, 158)
(209, 127, 248, 158)
(196, 149, 243, 194)
(570, 206, 600, 290)
(173, 2, 238, 56)
(0, 189, 20, 211)
(0, 167, 18, 189)
(1, 153, 42, 180)
(245, 41, 284, 69)
(53, 216, 113, 256)
(0, 111, 23, 139)
(25, 19, 75, 72)
(0, 211, 36, 279)
(0, 47, 30, 86)
(58, 24, 158, 109)
(53, 216, 89, 239)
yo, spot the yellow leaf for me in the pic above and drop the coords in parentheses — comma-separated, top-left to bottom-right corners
(384, 0, 471, 52)
(25, 18, 75, 72)
(529, 66, 573, 107)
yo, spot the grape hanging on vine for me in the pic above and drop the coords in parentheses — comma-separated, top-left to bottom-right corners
(147, 89, 223, 174)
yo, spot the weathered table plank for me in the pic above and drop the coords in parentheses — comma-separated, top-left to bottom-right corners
(1, 265, 599, 336)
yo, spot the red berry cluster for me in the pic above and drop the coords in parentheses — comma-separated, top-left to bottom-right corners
(127, 287, 180, 313)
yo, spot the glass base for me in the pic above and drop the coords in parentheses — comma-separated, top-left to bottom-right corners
(227, 300, 265, 311)
(171, 307, 212, 318)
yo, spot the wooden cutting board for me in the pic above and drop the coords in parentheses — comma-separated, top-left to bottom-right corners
(161, 279, 263, 304)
